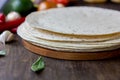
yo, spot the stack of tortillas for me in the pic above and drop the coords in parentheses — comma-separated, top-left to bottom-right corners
(17, 7, 120, 60)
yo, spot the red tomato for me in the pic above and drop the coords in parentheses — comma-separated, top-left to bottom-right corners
(0, 13, 6, 24)
(47, 0, 69, 6)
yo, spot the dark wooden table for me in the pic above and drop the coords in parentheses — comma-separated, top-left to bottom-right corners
(0, 1, 120, 80)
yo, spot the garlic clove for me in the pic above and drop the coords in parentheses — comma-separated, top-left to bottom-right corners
(1, 30, 14, 42)
(6, 33, 14, 42)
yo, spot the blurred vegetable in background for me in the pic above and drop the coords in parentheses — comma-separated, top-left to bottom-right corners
(31, 0, 45, 8)
(47, 0, 69, 6)
(57, 3, 65, 8)
(0, 13, 6, 24)
(6, 12, 21, 22)
(37, 1, 57, 11)
(2, 0, 35, 16)
(0, 17, 25, 33)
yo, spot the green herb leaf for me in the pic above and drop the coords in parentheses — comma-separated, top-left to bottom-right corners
(31, 57, 45, 72)
(0, 50, 6, 55)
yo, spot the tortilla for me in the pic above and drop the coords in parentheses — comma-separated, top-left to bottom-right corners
(17, 6, 120, 52)
(26, 7, 120, 38)
(17, 24, 120, 52)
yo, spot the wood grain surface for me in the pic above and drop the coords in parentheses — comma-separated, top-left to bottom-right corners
(0, 35, 120, 80)
(0, 0, 120, 80)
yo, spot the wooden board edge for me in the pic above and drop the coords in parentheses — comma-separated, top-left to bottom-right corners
(22, 40, 120, 60)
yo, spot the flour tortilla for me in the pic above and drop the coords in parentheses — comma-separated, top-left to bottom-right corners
(23, 22, 120, 42)
(17, 24, 120, 52)
(26, 7, 120, 38)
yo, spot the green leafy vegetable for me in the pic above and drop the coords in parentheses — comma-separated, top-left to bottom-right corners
(0, 50, 6, 55)
(31, 57, 45, 72)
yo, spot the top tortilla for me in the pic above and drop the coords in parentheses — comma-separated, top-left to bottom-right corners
(26, 7, 120, 37)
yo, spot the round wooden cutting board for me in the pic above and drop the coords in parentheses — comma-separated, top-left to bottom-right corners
(22, 40, 120, 60)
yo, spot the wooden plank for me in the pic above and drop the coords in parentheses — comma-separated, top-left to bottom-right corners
(0, 36, 119, 80)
